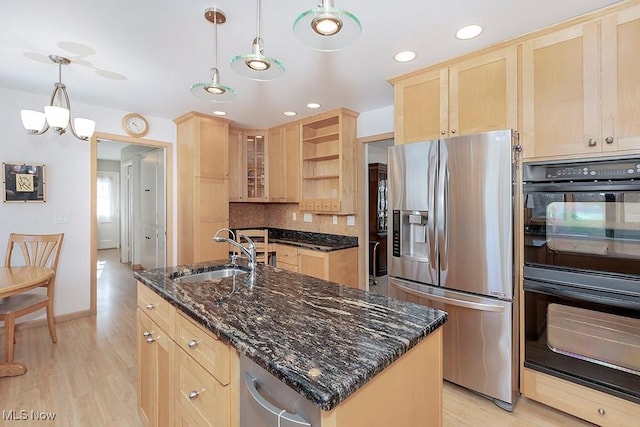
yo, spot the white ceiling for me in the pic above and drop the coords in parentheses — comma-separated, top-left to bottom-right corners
(1, 0, 623, 130)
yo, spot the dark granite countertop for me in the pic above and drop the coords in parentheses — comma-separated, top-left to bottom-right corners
(234, 228, 358, 252)
(134, 260, 447, 411)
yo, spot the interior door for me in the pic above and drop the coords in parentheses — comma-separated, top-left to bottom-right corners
(97, 171, 120, 250)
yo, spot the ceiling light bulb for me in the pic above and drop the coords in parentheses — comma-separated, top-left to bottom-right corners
(213, 110, 227, 116)
(456, 24, 483, 40)
(394, 51, 417, 62)
(312, 15, 342, 36)
(283, 111, 297, 117)
(246, 58, 270, 71)
(307, 103, 321, 109)
(206, 85, 226, 95)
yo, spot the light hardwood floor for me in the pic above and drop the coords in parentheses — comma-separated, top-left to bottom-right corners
(0, 249, 593, 426)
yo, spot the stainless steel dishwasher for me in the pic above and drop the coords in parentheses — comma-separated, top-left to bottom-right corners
(240, 354, 321, 427)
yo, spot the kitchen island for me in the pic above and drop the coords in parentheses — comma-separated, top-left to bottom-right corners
(134, 260, 447, 426)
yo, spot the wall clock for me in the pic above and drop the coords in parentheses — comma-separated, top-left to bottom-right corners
(122, 113, 149, 138)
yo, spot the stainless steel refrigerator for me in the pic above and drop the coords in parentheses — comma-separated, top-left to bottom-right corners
(387, 129, 518, 411)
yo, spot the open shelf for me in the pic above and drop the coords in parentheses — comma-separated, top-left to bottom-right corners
(303, 175, 340, 180)
(303, 154, 340, 162)
(302, 132, 340, 144)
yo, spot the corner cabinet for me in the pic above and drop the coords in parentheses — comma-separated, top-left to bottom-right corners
(521, 5, 640, 159)
(299, 108, 359, 214)
(391, 45, 517, 144)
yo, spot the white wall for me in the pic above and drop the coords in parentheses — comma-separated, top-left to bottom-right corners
(0, 86, 175, 319)
(357, 105, 394, 138)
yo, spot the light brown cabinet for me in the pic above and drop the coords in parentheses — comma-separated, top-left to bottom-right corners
(268, 123, 300, 202)
(392, 46, 517, 144)
(228, 127, 244, 202)
(137, 284, 175, 427)
(275, 243, 298, 272)
(298, 247, 358, 288)
(299, 108, 359, 214)
(137, 282, 237, 427)
(175, 112, 229, 264)
(521, 5, 640, 159)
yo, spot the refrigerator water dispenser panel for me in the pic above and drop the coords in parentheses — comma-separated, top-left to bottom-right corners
(392, 210, 429, 260)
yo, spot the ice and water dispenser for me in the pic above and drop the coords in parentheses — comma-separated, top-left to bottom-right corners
(392, 210, 430, 260)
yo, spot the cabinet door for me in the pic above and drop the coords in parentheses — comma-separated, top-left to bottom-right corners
(601, 5, 640, 153)
(449, 46, 517, 137)
(137, 309, 172, 427)
(246, 132, 267, 201)
(394, 68, 448, 144)
(268, 127, 285, 201)
(522, 22, 601, 158)
(200, 119, 228, 179)
(298, 248, 328, 280)
(228, 127, 245, 202)
(282, 123, 300, 202)
(194, 177, 228, 263)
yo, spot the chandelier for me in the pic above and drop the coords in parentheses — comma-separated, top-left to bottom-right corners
(20, 55, 96, 141)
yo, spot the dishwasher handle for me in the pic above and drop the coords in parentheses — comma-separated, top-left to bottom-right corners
(244, 374, 311, 427)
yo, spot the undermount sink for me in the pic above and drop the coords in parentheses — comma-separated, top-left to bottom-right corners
(175, 267, 249, 283)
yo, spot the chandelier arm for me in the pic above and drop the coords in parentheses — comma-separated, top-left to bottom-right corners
(59, 85, 87, 141)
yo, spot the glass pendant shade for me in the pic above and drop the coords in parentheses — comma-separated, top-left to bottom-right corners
(44, 106, 70, 129)
(20, 110, 46, 133)
(191, 8, 237, 102)
(74, 118, 96, 139)
(231, 0, 285, 81)
(294, 0, 361, 51)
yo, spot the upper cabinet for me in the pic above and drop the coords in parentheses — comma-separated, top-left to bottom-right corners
(522, 5, 640, 159)
(175, 112, 229, 264)
(268, 122, 300, 202)
(299, 108, 359, 214)
(392, 46, 517, 144)
(228, 129, 269, 202)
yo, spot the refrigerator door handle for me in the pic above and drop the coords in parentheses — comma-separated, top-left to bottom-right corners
(390, 279, 506, 312)
(427, 144, 438, 273)
(437, 145, 448, 279)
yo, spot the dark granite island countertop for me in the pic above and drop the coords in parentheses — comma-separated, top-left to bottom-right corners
(134, 260, 447, 412)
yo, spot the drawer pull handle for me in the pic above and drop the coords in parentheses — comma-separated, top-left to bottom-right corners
(245, 374, 311, 427)
(188, 339, 199, 349)
(145, 303, 157, 310)
(188, 389, 205, 400)
(598, 408, 606, 416)
(605, 136, 614, 144)
(143, 330, 154, 337)
(588, 138, 597, 147)
(146, 335, 160, 344)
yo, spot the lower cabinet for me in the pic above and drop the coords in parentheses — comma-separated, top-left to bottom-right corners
(137, 282, 238, 427)
(275, 245, 359, 288)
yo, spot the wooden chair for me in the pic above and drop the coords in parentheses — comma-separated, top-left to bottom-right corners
(0, 233, 64, 362)
(236, 229, 269, 264)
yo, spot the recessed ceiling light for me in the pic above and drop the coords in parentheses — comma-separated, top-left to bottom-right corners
(283, 111, 297, 117)
(394, 51, 417, 62)
(307, 103, 321, 109)
(213, 110, 227, 116)
(456, 24, 483, 40)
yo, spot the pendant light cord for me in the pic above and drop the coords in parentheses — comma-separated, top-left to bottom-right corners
(213, 10, 218, 70)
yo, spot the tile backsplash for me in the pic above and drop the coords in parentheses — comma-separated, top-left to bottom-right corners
(229, 203, 358, 237)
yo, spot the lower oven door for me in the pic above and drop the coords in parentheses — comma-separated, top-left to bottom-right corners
(524, 276, 640, 404)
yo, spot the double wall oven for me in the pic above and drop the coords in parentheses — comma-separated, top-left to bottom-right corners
(523, 157, 640, 404)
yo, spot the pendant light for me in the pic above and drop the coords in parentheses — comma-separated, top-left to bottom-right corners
(20, 55, 95, 141)
(231, 0, 284, 81)
(191, 7, 237, 102)
(294, 0, 362, 52)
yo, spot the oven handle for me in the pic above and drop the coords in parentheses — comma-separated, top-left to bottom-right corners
(524, 279, 640, 311)
(523, 182, 640, 193)
(244, 374, 311, 427)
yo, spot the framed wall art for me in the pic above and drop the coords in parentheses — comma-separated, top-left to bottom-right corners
(3, 162, 46, 202)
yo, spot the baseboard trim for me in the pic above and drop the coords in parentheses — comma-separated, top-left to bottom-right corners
(12, 310, 92, 332)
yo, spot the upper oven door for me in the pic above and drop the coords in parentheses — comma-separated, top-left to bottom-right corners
(523, 181, 640, 276)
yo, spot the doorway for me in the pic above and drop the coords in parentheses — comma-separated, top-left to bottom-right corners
(90, 132, 173, 316)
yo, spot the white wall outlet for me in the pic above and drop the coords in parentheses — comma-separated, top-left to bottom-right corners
(347, 215, 356, 226)
(292, 212, 297, 221)
(304, 213, 313, 223)
(332, 215, 338, 225)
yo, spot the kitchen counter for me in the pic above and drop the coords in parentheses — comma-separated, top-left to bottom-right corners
(235, 227, 358, 252)
(134, 260, 447, 411)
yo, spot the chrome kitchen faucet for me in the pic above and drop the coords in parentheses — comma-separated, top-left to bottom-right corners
(213, 228, 256, 272)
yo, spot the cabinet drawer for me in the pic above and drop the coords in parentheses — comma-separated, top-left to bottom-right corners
(276, 261, 298, 272)
(174, 346, 230, 427)
(275, 244, 298, 262)
(137, 282, 175, 334)
(331, 199, 341, 212)
(313, 199, 323, 211)
(322, 199, 332, 211)
(175, 312, 230, 385)
(523, 368, 640, 426)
